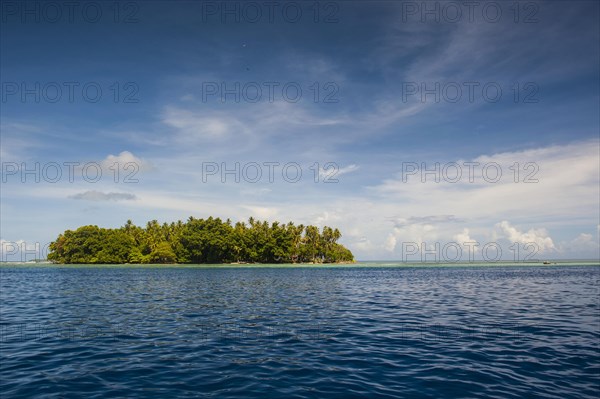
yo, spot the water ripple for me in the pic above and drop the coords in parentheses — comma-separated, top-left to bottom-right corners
(1, 265, 599, 398)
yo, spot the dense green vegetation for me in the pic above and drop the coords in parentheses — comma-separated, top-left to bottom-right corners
(48, 217, 354, 264)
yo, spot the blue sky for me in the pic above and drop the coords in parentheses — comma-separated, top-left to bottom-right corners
(1, 0, 599, 261)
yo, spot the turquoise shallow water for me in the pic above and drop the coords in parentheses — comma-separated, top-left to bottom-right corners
(1, 264, 599, 398)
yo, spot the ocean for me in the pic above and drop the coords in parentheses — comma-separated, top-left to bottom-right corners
(1, 263, 598, 398)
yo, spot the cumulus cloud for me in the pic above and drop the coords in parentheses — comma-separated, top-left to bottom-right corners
(69, 191, 137, 202)
(99, 151, 153, 172)
(453, 228, 475, 245)
(386, 223, 440, 251)
(312, 210, 343, 227)
(559, 233, 600, 257)
(496, 221, 556, 254)
(384, 234, 397, 252)
(241, 205, 279, 220)
(382, 219, 559, 260)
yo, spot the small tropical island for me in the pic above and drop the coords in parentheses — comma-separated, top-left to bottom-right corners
(47, 217, 355, 264)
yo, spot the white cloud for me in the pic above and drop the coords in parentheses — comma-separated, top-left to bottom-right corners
(373, 139, 600, 226)
(388, 223, 439, 248)
(0, 122, 43, 161)
(353, 236, 377, 252)
(99, 151, 153, 173)
(240, 187, 272, 196)
(241, 205, 280, 220)
(312, 210, 343, 227)
(453, 228, 474, 245)
(558, 233, 600, 258)
(318, 164, 359, 180)
(69, 191, 138, 202)
(163, 106, 238, 139)
(384, 233, 397, 252)
(390, 215, 464, 228)
(160, 101, 347, 155)
(286, 56, 346, 83)
(496, 221, 556, 254)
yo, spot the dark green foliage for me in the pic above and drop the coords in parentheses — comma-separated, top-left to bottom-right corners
(48, 217, 355, 264)
(48, 226, 134, 264)
(149, 242, 177, 263)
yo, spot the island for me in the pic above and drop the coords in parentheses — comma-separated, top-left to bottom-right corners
(47, 217, 355, 264)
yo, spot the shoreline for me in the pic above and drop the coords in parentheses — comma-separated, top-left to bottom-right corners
(1, 260, 598, 268)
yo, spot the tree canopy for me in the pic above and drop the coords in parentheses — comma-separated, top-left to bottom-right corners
(47, 217, 355, 264)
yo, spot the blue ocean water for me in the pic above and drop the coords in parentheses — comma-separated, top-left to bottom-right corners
(1, 264, 599, 398)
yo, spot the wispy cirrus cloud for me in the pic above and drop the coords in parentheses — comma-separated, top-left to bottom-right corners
(69, 191, 137, 202)
(388, 215, 466, 228)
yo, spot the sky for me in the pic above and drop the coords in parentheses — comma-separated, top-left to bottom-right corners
(1, 0, 599, 262)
